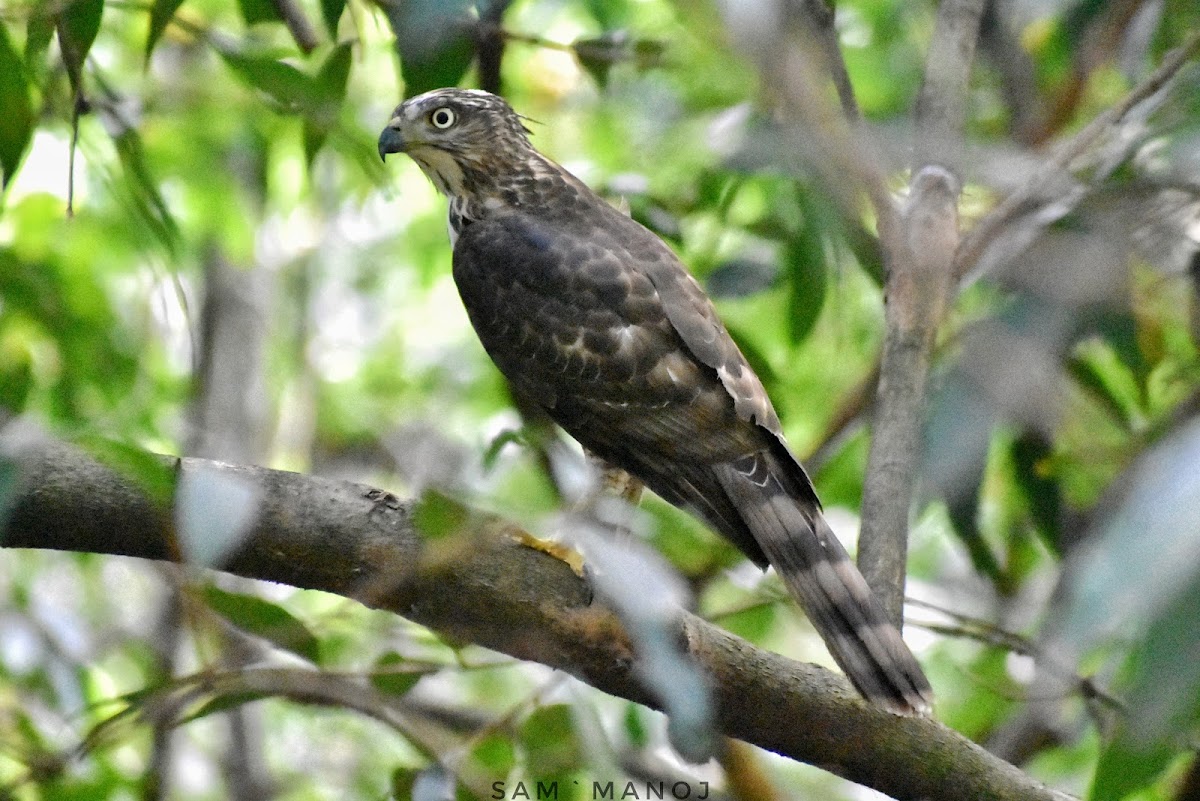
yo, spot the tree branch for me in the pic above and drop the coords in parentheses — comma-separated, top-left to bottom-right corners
(857, 0, 983, 624)
(269, 0, 320, 54)
(0, 433, 1074, 801)
(955, 30, 1200, 283)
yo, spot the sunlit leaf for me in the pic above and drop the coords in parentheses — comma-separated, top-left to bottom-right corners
(520, 705, 581, 776)
(1067, 354, 1132, 428)
(583, 0, 632, 30)
(145, 0, 186, 62)
(411, 490, 470, 539)
(0, 24, 34, 188)
(55, 0, 104, 92)
(203, 585, 322, 664)
(718, 602, 776, 642)
(1091, 312, 1150, 399)
(471, 732, 516, 776)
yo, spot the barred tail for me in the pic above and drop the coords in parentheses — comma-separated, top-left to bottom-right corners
(714, 452, 933, 716)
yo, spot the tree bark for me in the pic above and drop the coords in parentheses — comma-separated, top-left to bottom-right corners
(0, 432, 1074, 801)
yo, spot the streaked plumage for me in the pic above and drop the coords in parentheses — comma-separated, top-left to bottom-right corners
(379, 88, 933, 715)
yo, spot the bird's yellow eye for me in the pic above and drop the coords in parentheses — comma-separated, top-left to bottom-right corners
(430, 107, 457, 129)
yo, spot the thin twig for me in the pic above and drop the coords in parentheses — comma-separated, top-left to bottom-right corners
(908, 598, 1127, 713)
(799, 0, 861, 121)
(954, 30, 1200, 281)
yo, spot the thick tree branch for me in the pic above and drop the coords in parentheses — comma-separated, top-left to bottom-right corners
(0, 434, 1074, 801)
(857, 0, 983, 623)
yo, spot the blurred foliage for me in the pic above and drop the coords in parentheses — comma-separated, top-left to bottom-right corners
(0, 0, 1198, 799)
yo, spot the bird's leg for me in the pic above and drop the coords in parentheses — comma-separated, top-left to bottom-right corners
(590, 453, 645, 507)
(580, 451, 644, 539)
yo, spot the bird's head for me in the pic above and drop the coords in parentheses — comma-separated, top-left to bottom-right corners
(378, 88, 535, 199)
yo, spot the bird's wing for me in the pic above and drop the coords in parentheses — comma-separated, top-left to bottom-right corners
(451, 206, 772, 560)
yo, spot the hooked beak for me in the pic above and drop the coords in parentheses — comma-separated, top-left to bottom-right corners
(378, 124, 405, 161)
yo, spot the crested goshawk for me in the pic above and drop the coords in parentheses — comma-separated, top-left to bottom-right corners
(379, 88, 933, 716)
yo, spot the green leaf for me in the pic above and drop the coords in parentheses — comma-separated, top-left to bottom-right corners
(236, 0, 280, 26)
(574, 35, 622, 88)
(203, 585, 322, 664)
(319, 0, 345, 38)
(302, 42, 353, 163)
(1091, 312, 1150, 400)
(369, 651, 423, 697)
(379, 0, 475, 97)
(622, 703, 649, 748)
(25, 15, 55, 70)
(717, 602, 776, 642)
(145, 0, 186, 62)
(0, 24, 34, 188)
(783, 217, 829, 346)
(482, 428, 525, 471)
(411, 490, 470, 539)
(179, 690, 271, 725)
(471, 732, 516, 776)
(1066, 351, 1133, 428)
(76, 437, 176, 509)
(56, 0, 104, 93)
(1090, 577, 1200, 801)
(519, 705, 581, 777)
(217, 47, 316, 113)
(940, 430, 1006, 589)
(1010, 431, 1062, 556)
(583, 0, 632, 30)
(108, 125, 181, 255)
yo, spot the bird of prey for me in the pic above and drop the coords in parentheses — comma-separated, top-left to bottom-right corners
(379, 88, 933, 716)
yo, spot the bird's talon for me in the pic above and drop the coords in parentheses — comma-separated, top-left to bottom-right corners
(508, 529, 586, 578)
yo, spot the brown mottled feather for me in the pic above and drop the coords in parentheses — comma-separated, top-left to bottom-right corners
(380, 89, 933, 715)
